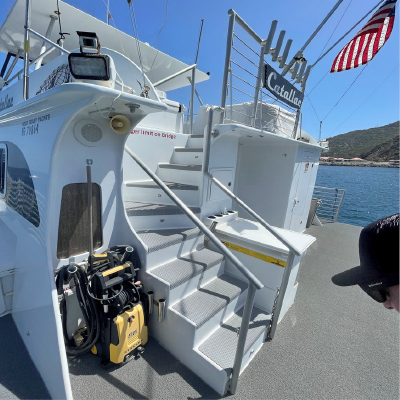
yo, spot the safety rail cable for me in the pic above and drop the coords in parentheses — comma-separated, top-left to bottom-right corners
(313, 186, 345, 223)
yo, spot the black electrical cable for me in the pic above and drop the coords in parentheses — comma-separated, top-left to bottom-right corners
(57, 264, 100, 355)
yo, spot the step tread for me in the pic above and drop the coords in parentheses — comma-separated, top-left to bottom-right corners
(172, 274, 247, 328)
(159, 163, 202, 171)
(189, 135, 204, 139)
(126, 181, 198, 191)
(198, 307, 271, 370)
(137, 227, 202, 254)
(150, 248, 224, 289)
(125, 202, 200, 216)
(175, 147, 203, 153)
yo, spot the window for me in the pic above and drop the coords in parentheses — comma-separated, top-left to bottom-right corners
(0, 144, 6, 198)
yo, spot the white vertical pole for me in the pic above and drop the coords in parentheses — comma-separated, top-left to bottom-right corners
(23, 0, 32, 100)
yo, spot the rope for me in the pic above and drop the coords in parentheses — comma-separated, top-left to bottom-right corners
(56, 0, 69, 43)
(322, 64, 367, 122)
(306, 96, 321, 123)
(150, 0, 170, 72)
(317, 0, 353, 60)
(329, 64, 399, 135)
(127, 1, 146, 88)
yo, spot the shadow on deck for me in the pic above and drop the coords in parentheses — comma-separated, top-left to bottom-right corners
(1, 223, 398, 399)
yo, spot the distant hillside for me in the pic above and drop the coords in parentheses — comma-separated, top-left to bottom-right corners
(361, 135, 399, 161)
(324, 121, 399, 161)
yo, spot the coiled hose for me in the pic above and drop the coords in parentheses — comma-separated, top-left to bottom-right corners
(56, 264, 100, 355)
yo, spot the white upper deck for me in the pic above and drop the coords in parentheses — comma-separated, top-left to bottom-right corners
(0, 0, 210, 91)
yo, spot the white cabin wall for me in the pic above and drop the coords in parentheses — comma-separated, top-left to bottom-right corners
(284, 146, 321, 232)
(123, 131, 187, 183)
(234, 143, 298, 228)
(200, 134, 241, 217)
(138, 107, 184, 133)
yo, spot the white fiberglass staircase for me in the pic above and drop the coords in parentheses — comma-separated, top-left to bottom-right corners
(124, 132, 272, 395)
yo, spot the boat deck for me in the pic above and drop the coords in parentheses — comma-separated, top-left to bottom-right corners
(0, 222, 399, 399)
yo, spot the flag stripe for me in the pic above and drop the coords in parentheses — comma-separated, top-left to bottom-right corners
(346, 37, 358, 70)
(331, 1, 395, 73)
(353, 34, 366, 68)
(350, 36, 362, 69)
(338, 42, 352, 71)
(365, 32, 377, 64)
(357, 33, 370, 67)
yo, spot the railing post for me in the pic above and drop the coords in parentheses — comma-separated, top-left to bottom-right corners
(228, 282, 257, 395)
(23, 0, 32, 100)
(292, 85, 305, 139)
(189, 67, 196, 135)
(267, 251, 295, 340)
(220, 10, 236, 123)
(252, 40, 267, 128)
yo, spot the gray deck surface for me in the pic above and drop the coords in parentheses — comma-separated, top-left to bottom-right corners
(0, 223, 399, 399)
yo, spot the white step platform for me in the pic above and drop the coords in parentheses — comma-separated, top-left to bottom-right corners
(157, 163, 203, 186)
(124, 180, 200, 206)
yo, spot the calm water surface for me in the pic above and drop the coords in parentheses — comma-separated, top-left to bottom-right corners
(315, 166, 399, 227)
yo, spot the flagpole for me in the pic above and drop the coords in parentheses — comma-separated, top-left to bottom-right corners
(282, 0, 345, 76)
(312, 0, 386, 68)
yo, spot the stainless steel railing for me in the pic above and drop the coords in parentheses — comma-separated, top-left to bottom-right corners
(203, 105, 302, 394)
(313, 186, 346, 223)
(125, 142, 265, 396)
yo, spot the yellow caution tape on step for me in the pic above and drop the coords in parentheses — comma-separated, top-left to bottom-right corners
(221, 241, 286, 268)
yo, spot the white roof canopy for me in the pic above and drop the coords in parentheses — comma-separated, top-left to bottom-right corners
(0, 0, 210, 91)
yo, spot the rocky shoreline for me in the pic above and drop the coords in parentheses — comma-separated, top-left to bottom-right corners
(320, 161, 399, 168)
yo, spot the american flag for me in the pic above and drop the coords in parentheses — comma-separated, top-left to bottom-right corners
(331, 0, 396, 73)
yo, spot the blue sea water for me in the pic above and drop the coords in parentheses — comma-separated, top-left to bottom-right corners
(315, 165, 399, 227)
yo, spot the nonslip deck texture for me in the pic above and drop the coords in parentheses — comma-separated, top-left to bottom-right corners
(1, 223, 398, 399)
(172, 274, 247, 327)
(125, 202, 200, 216)
(158, 163, 202, 171)
(137, 227, 202, 253)
(126, 181, 198, 190)
(150, 248, 223, 289)
(199, 307, 270, 370)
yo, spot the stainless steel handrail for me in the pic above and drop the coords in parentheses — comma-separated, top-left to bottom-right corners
(203, 107, 302, 257)
(124, 146, 263, 290)
(203, 105, 304, 394)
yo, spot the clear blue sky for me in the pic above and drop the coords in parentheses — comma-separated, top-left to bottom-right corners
(0, 0, 398, 140)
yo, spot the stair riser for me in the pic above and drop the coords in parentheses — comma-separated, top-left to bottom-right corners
(143, 261, 224, 310)
(146, 307, 229, 396)
(171, 151, 203, 166)
(157, 167, 203, 186)
(193, 288, 247, 348)
(239, 329, 266, 375)
(124, 185, 200, 207)
(169, 261, 224, 305)
(128, 213, 196, 231)
(192, 330, 267, 396)
(167, 287, 247, 350)
(145, 234, 205, 271)
(187, 136, 204, 148)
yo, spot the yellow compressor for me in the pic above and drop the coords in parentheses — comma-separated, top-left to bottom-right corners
(56, 246, 148, 366)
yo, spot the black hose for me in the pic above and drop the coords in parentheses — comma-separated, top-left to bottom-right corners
(57, 264, 101, 356)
